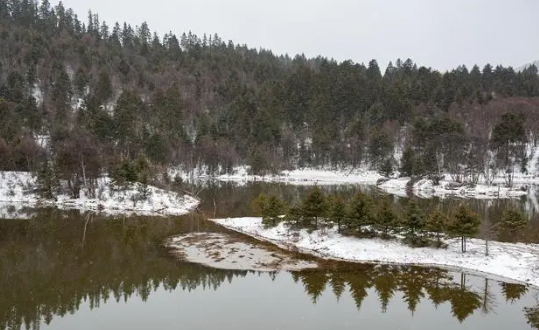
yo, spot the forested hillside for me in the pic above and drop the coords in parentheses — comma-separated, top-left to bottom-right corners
(1, 0, 539, 190)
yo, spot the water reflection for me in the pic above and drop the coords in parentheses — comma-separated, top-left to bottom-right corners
(0, 209, 538, 329)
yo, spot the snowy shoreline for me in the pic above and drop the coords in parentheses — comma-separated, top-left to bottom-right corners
(0, 171, 199, 217)
(211, 217, 539, 288)
(176, 166, 538, 199)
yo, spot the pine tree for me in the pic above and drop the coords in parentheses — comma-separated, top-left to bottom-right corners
(286, 204, 303, 228)
(328, 195, 346, 233)
(346, 192, 375, 233)
(449, 204, 481, 253)
(301, 186, 327, 229)
(36, 158, 58, 199)
(376, 196, 398, 238)
(251, 193, 269, 216)
(251, 193, 286, 227)
(404, 200, 424, 245)
(263, 195, 286, 227)
(400, 145, 415, 177)
(496, 208, 528, 242)
(379, 157, 394, 178)
(426, 210, 448, 247)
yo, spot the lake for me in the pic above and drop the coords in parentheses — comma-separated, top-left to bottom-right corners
(1, 182, 539, 330)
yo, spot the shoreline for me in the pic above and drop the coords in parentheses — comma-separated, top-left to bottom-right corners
(175, 166, 537, 199)
(0, 171, 199, 217)
(210, 217, 539, 288)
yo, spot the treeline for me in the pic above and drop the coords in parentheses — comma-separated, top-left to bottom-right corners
(253, 187, 530, 250)
(1, 0, 539, 188)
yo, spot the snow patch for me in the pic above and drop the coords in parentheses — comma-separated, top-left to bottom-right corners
(0, 171, 199, 217)
(166, 232, 317, 271)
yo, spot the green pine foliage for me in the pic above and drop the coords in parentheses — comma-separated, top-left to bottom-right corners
(426, 210, 448, 247)
(399, 146, 415, 177)
(403, 201, 426, 246)
(496, 208, 528, 242)
(328, 196, 346, 233)
(448, 204, 481, 253)
(301, 186, 327, 229)
(376, 196, 398, 238)
(35, 158, 59, 199)
(346, 192, 376, 235)
(251, 193, 286, 227)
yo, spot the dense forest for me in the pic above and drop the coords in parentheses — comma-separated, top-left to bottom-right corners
(1, 0, 539, 192)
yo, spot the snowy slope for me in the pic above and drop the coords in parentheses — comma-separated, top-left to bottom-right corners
(212, 217, 539, 288)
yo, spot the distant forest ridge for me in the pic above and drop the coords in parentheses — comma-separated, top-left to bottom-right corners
(1, 0, 539, 194)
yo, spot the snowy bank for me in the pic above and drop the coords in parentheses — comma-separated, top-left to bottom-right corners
(172, 166, 383, 186)
(173, 165, 537, 199)
(379, 176, 532, 199)
(0, 171, 199, 217)
(211, 217, 539, 288)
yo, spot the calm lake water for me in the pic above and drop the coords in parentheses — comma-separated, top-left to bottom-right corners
(1, 182, 539, 330)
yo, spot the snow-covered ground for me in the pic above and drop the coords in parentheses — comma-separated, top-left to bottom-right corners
(176, 165, 536, 199)
(215, 167, 385, 185)
(0, 171, 199, 218)
(212, 217, 539, 288)
(379, 175, 533, 199)
(166, 232, 317, 271)
(170, 165, 383, 186)
(171, 143, 539, 199)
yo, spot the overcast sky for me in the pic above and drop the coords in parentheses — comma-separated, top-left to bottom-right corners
(53, 0, 539, 71)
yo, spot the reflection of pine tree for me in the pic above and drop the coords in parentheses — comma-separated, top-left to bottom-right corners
(449, 273, 482, 323)
(300, 271, 329, 303)
(291, 272, 300, 283)
(330, 273, 346, 301)
(500, 283, 528, 303)
(399, 267, 425, 315)
(423, 268, 452, 309)
(373, 266, 398, 313)
(525, 306, 539, 329)
(348, 273, 372, 310)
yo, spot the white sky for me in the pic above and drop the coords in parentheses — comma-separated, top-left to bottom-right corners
(53, 0, 539, 71)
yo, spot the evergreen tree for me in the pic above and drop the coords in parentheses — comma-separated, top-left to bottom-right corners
(426, 209, 448, 247)
(328, 195, 346, 233)
(491, 113, 527, 186)
(301, 186, 327, 229)
(496, 207, 528, 242)
(263, 195, 286, 227)
(251, 193, 286, 227)
(35, 158, 58, 199)
(376, 196, 398, 238)
(400, 145, 415, 177)
(379, 157, 394, 178)
(286, 204, 303, 228)
(346, 192, 375, 233)
(448, 204, 481, 253)
(404, 200, 424, 245)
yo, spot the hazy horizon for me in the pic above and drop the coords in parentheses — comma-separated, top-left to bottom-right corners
(53, 0, 539, 71)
